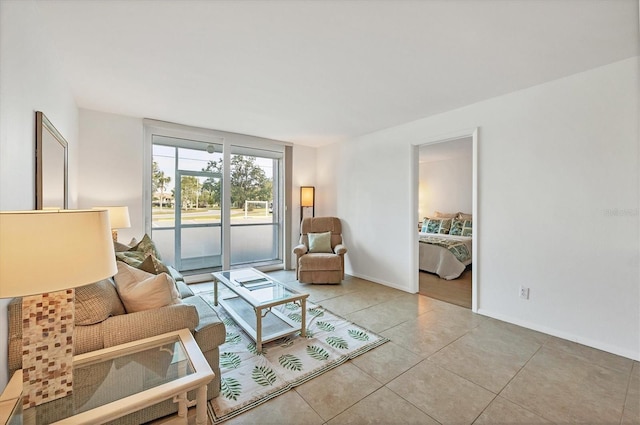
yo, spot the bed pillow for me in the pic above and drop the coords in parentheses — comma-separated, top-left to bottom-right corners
(457, 212, 472, 221)
(421, 218, 452, 234)
(113, 262, 180, 313)
(462, 221, 472, 236)
(308, 231, 333, 253)
(450, 218, 472, 236)
(434, 211, 458, 219)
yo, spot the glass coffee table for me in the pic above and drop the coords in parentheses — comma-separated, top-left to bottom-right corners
(212, 268, 309, 352)
(0, 329, 214, 425)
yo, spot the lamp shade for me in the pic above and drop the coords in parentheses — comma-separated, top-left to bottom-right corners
(0, 209, 117, 298)
(300, 186, 315, 207)
(93, 206, 131, 229)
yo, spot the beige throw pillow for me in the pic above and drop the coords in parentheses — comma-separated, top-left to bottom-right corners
(308, 231, 333, 253)
(114, 262, 180, 313)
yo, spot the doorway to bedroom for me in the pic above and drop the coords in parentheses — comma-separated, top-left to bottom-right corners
(417, 136, 473, 309)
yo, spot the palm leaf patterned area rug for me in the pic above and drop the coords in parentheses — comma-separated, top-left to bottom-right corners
(200, 289, 389, 423)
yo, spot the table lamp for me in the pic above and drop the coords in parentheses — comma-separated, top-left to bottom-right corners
(0, 209, 117, 408)
(93, 206, 131, 242)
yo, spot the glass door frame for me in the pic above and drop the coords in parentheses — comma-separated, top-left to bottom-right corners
(174, 169, 222, 271)
(143, 119, 292, 272)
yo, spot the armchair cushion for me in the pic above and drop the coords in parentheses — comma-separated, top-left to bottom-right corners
(308, 231, 333, 253)
(299, 253, 342, 270)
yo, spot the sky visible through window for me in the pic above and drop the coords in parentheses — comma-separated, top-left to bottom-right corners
(153, 144, 273, 194)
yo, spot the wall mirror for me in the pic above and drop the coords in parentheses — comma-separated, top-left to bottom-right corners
(36, 111, 68, 209)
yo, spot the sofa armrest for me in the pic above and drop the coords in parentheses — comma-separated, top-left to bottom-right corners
(102, 303, 199, 348)
(293, 244, 308, 255)
(167, 265, 185, 283)
(181, 295, 226, 350)
(176, 281, 195, 299)
(334, 244, 347, 255)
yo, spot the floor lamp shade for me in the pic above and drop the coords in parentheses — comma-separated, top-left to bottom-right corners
(0, 209, 117, 407)
(300, 187, 315, 208)
(300, 186, 315, 220)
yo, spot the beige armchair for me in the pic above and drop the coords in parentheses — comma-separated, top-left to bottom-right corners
(294, 217, 348, 284)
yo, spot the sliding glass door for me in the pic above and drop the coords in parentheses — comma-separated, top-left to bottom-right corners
(175, 170, 222, 271)
(228, 149, 281, 266)
(151, 140, 224, 272)
(148, 129, 284, 274)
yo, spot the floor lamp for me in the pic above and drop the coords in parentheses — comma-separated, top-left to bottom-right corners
(300, 186, 315, 222)
(0, 209, 117, 408)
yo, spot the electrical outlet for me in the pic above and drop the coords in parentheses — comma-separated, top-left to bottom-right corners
(519, 286, 530, 300)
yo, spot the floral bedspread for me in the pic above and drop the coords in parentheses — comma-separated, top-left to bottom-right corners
(419, 235, 471, 263)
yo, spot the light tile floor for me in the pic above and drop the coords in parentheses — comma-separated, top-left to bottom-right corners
(179, 271, 639, 425)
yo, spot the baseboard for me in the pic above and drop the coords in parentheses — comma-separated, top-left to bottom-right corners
(254, 264, 286, 273)
(184, 273, 215, 284)
(477, 308, 640, 361)
(348, 272, 414, 293)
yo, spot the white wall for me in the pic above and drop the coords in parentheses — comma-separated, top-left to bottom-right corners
(318, 57, 639, 360)
(0, 0, 79, 389)
(78, 109, 144, 243)
(419, 153, 472, 219)
(291, 145, 317, 265)
(319, 136, 416, 291)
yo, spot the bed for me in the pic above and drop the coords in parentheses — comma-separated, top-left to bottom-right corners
(418, 232, 472, 280)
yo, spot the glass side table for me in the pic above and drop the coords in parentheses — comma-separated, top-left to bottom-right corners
(0, 328, 214, 425)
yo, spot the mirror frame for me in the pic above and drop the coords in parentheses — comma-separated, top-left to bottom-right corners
(35, 111, 69, 209)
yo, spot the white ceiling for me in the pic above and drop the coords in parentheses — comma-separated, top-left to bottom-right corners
(35, 0, 638, 147)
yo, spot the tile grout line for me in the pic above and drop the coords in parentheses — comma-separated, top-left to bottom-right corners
(381, 377, 443, 425)
(425, 324, 549, 423)
(293, 367, 383, 425)
(541, 339, 635, 376)
(618, 367, 635, 425)
(492, 343, 557, 423)
(292, 387, 327, 425)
